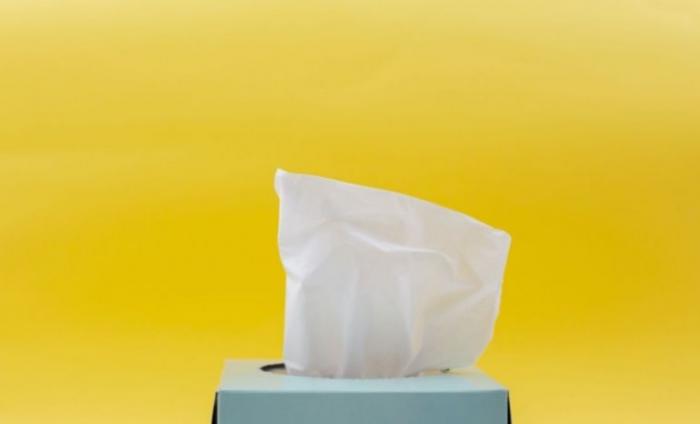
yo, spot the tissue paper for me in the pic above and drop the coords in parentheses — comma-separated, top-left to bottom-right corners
(275, 169, 510, 378)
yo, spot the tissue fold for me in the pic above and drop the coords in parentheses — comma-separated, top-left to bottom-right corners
(275, 170, 511, 378)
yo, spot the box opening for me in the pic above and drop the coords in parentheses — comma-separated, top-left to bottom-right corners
(259, 362, 452, 378)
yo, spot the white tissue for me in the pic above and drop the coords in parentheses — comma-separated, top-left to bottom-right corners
(275, 169, 510, 378)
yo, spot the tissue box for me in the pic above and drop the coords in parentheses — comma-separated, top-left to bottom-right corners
(212, 359, 511, 424)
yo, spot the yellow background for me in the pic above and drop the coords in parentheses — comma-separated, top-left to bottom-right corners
(1, 1, 699, 423)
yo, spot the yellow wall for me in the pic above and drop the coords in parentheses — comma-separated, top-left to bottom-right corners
(1, 1, 698, 423)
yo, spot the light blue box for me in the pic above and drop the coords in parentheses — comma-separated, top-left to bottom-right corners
(213, 359, 511, 424)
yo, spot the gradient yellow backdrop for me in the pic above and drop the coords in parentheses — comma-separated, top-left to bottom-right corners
(1, 1, 699, 423)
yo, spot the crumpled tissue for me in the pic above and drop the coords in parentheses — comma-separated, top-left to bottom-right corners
(275, 169, 510, 378)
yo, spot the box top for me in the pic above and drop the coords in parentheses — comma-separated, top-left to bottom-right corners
(219, 359, 506, 393)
